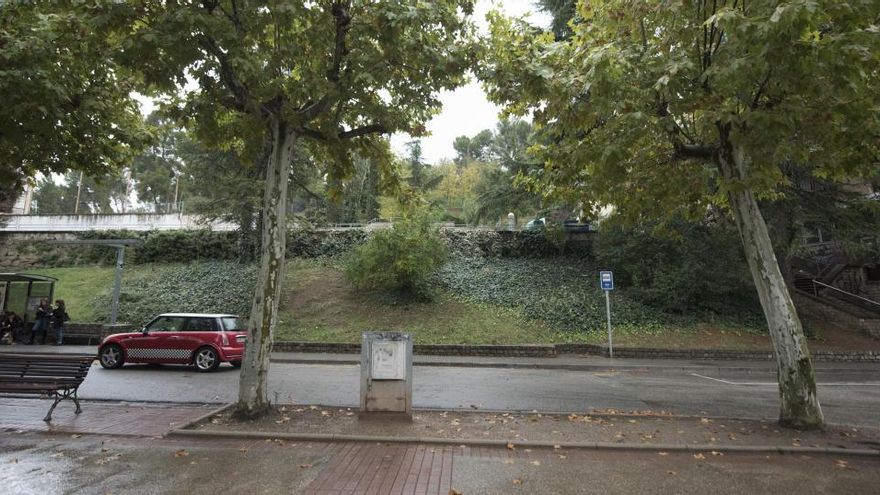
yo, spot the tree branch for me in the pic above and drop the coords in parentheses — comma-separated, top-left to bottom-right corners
(198, 35, 250, 113)
(295, 2, 351, 122)
(338, 124, 387, 139)
(673, 142, 717, 159)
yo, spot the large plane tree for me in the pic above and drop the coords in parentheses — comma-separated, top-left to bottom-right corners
(122, 1, 476, 417)
(480, 0, 880, 428)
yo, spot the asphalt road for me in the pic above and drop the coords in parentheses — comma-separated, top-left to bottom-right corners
(75, 362, 880, 427)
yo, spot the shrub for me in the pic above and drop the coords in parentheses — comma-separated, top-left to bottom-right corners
(593, 218, 761, 316)
(345, 211, 447, 299)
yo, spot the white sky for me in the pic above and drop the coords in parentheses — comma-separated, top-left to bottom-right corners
(135, 1, 551, 165)
(392, 0, 550, 164)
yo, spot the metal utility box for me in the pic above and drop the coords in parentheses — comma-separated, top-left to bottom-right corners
(360, 332, 413, 419)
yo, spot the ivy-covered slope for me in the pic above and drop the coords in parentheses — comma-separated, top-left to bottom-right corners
(88, 262, 257, 326)
(436, 256, 764, 334)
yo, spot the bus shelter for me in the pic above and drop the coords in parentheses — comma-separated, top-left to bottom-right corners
(0, 273, 57, 324)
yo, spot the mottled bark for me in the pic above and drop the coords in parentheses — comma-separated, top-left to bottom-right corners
(234, 119, 295, 418)
(236, 201, 256, 263)
(0, 179, 22, 215)
(717, 127, 824, 429)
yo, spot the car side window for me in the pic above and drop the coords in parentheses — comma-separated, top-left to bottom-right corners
(184, 318, 218, 332)
(222, 317, 242, 331)
(145, 317, 186, 333)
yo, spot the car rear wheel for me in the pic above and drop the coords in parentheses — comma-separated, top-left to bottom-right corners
(99, 344, 124, 369)
(194, 347, 220, 372)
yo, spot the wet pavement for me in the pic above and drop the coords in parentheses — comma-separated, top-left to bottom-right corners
(3, 346, 879, 493)
(0, 398, 214, 437)
(1, 431, 878, 494)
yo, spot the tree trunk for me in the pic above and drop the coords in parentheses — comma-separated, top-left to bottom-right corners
(717, 128, 824, 429)
(236, 201, 256, 263)
(234, 120, 295, 418)
(0, 178, 22, 215)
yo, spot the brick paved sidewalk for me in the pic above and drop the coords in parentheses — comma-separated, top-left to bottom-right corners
(0, 397, 214, 437)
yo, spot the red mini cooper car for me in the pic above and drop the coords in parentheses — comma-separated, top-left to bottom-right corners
(98, 313, 247, 372)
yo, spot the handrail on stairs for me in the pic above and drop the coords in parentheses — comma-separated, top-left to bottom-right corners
(811, 279, 880, 311)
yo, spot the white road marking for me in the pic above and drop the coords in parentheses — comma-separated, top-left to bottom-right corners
(690, 373, 880, 387)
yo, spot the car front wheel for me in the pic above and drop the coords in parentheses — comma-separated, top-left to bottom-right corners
(194, 347, 220, 372)
(99, 344, 124, 369)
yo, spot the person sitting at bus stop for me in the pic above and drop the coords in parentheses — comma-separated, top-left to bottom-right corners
(5, 311, 23, 343)
(0, 312, 10, 344)
(29, 299, 51, 345)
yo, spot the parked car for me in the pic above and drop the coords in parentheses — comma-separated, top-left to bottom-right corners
(562, 219, 592, 233)
(98, 313, 247, 372)
(524, 217, 546, 230)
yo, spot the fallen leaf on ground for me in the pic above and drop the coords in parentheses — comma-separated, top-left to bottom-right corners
(238, 448, 248, 453)
(553, 445, 561, 450)
(693, 453, 705, 460)
(504, 459, 514, 465)
(95, 453, 122, 465)
(299, 464, 313, 469)
(711, 451, 724, 456)
(667, 470, 676, 476)
(700, 418, 710, 424)
(174, 449, 189, 458)
(449, 489, 462, 495)
(531, 460, 541, 466)
(71, 434, 82, 439)
(558, 454, 567, 459)
(506, 442, 515, 450)
(513, 478, 523, 485)
(658, 452, 668, 456)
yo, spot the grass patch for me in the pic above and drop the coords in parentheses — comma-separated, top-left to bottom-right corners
(24, 266, 116, 322)
(24, 258, 880, 351)
(276, 259, 557, 344)
(24, 262, 256, 326)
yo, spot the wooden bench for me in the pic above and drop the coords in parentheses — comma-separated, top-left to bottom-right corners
(0, 353, 95, 421)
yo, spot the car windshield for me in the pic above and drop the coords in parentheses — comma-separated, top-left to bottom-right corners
(222, 317, 244, 332)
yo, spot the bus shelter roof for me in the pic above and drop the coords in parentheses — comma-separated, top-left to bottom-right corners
(0, 273, 58, 283)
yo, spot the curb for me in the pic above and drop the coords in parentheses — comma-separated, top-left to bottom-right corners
(167, 404, 880, 458)
(270, 356, 780, 372)
(268, 356, 880, 374)
(171, 403, 235, 432)
(167, 428, 880, 457)
(272, 342, 880, 363)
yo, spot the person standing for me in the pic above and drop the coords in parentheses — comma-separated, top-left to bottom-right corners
(51, 300, 69, 346)
(29, 299, 51, 345)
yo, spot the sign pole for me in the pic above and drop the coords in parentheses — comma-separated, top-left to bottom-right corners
(605, 289, 613, 359)
(599, 271, 614, 359)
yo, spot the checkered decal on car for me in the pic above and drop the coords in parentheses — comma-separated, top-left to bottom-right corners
(126, 348, 191, 360)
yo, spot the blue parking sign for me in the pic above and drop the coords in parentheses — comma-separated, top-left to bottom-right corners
(600, 271, 614, 290)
